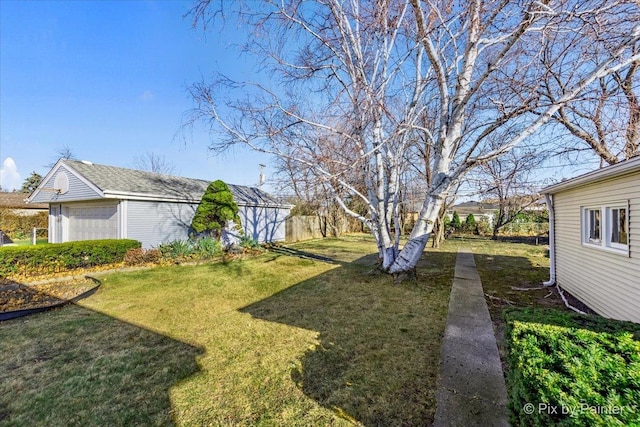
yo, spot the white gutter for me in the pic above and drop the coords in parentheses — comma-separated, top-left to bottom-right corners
(543, 193, 555, 287)
(543, 156, 640, 194)
(102, 190, 293, 209)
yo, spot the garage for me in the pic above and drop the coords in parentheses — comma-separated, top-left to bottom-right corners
(29, 159, 292, 247)
(67, 205, 118, 241)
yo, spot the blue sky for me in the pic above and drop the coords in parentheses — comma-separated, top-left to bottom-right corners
(0, 0, 272, 191)
(0, 0, 604, 197)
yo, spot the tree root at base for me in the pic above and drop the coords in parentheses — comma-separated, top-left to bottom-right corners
(392, 268, 417, 284)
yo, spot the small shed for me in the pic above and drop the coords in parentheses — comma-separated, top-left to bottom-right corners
(27, 159, 292, 248)
(543, 156, 640, 323)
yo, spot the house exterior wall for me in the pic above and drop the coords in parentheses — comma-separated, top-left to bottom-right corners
(46, 199, 289, 248)
(30, 166, 101, 203)
(126, 202, 289, 248)
(553, 171, 640, 323)
(125, 200, 198, 248)
(238, 205, 289, 243)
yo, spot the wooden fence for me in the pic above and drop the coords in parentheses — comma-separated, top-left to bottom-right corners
(285, 215, 356, 242)
(285, 216, 323, 242)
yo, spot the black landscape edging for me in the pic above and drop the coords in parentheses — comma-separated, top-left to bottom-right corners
(0, 276, 102, 322)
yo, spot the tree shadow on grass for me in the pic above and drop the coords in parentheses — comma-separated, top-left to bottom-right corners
(240, 250, 457, 427)
(0, 304, 203, 426)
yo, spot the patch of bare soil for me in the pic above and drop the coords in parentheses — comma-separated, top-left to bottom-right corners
(0, 278, 98, 312)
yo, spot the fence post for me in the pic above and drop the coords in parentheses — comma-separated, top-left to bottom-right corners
(32, 227, 37, 245)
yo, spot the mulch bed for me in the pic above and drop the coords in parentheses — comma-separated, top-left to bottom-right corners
(0, 277, 99, 313)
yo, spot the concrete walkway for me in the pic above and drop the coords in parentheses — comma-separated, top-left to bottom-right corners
(433, 248, 509, 427)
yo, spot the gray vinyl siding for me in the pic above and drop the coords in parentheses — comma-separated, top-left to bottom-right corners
(30, 166, 101, 203)
(553, 171, 640, 323)
(239, 205, 289, 243)
(125, 201, 289, 247)
(126, 200, 198, 248)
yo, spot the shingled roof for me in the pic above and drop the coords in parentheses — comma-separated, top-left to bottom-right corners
(55, 160, 286, 207)
(0, 192, 48, 209)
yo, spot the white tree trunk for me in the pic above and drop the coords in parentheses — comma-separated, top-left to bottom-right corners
(388, 234, 430, 274)
(388, 193, 444, 274)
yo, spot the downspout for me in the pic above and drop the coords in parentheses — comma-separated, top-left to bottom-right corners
(543, 193, 556, 287)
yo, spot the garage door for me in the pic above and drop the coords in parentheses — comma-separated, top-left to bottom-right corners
(68, 205, 118, 241)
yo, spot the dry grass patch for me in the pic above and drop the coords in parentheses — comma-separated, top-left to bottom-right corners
(0, 237, 454, 426)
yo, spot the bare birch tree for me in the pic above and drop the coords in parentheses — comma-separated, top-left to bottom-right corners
(541, 36, 639, 164)
(185, 0, 640, 275)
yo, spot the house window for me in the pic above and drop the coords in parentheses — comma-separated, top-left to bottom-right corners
(607, 206, 628, 248)
(586, 208, 601, 243)
(582, 202, 629, 255)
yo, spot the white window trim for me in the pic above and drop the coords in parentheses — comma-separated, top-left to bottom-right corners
(118, 200, 128, 239)
(605, 203, 630, 252)
(583, 207, 602, 246)
(581, 201, 630, 257)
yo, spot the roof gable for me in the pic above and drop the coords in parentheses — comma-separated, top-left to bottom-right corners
(27, 161, 103, 204)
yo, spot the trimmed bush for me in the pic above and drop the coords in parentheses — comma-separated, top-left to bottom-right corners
(124, 248, 162, 266)
(504, 308, 640, 426)
(464, 213, 476, 232)
(191, 180, 241, 238)
(0, 239, 140, 277)
(451, 211, 462, 229)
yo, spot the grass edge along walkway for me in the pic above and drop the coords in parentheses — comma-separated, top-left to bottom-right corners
(434, 248, 509, 427)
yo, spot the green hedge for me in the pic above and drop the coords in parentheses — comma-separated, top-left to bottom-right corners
(0, 209, 48, 239)
(504, 308, 640, 426)
(0, 239, 141, 277)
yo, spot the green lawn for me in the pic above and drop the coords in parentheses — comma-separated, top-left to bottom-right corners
(6, 238, 49, 246)
(0, 236, 455, 426)
(1, 234, 588, 426)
